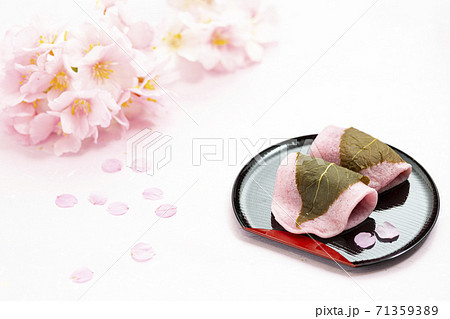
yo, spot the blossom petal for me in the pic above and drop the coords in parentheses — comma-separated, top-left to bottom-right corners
(12, 116, 32, 135)
(246, 41, 264, 62)
(60, 108, 90, 139)
(0, 66, 26, 105)
(113, 111, 130, 130)
(88, 192, 107, 205)
(99, 90, 121, 113)
(110, 63, 138, 93)
(20, 71, 53, 95)
(48, 91, 76, 112)
(53, 134, 82, 156)
(107, 202, 129, 215)
(375, 222, 399, 242)
(55, 194, 78, 208)
(177, 30, 201, 62)
(70, 267, 94, 283)
(102, 158, 123, 173)
(5, 103, 35, 117)
(155, 204, 177, 218)
(198, 49, 220, 70)
(131, 242, 155, 262)
(354, 232, 376, 249)
(87, 96, 112, 128)
(29, 113, 58, 144)
(127, 22, 154, 49)
(142, 188, 163, 200)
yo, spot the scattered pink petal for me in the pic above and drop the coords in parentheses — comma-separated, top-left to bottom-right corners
(142, 188, 164, 200)
(107, 202, 129, 216)
(70, 267, 93, 283)
(375, 221, 400, 242)
(155, 204, 177, 218)
(88, 192, 107, 205)
(55, 194, 78, 208)
(354, 232, 376, 249)
(102, 158, 123, 173)
(131, 242, 156, 262)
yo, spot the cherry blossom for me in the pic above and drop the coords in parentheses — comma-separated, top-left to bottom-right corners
(0, 0, 275, 155)
(2, 100, 59, 145)
(44, 49, 74, 101)
(49, 89, 119, 143)
(154, 13, 202, 64)
(72, 44, 137, 100)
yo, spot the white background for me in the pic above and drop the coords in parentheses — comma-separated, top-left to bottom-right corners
(0, 0, 449, 308)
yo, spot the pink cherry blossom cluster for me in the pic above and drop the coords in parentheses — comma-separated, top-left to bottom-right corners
(0, 0, 275, 155)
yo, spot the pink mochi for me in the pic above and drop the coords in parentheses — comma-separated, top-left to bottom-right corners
(271, 153, 378, 238)
(310, 125, 412, 193)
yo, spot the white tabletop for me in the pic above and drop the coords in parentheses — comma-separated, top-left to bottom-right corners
(0, 0, 449, 302)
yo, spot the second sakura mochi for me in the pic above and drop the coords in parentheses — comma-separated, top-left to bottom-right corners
(310, 126, 412, 193)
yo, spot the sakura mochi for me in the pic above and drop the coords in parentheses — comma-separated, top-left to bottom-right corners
(271, 153, 378, 238)
(310, 126, 412, 193)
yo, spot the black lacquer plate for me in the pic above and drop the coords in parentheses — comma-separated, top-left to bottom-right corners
(232, 135, 439, 267)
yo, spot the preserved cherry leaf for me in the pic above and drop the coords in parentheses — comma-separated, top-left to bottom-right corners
(295, 153, 369, 226)
(340, 127, 405, 172)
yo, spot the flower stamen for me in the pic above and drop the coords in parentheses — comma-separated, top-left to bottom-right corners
(144, 79, 158, 90)
(122, 99, 132, 108)
(211, 30, 229, 46)
(85, 42, 101, 53)
(50, 71, 68, 91)
(39, 34, 58, 45)
(93, 62, 114, 82)
(163, 33, 183, 50)
(71, 99, 91, 115)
